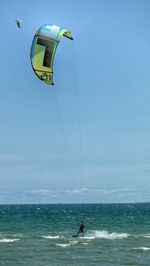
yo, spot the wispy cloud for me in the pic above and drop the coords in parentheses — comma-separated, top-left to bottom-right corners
(0, 187, 150, 204)
(30, 187, 136, 195)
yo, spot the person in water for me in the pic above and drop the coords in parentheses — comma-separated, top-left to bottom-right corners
(77, 221, 85, 235)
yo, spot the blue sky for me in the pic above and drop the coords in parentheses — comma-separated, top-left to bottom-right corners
(0, 0, 150, 203)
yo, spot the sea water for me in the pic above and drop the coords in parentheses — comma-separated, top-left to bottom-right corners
(0, 203, 150, 265)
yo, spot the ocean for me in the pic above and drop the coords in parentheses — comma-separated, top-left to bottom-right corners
(0, 203, 150, 266)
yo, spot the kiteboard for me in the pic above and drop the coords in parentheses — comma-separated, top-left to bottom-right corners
(72, 234, 79, 238)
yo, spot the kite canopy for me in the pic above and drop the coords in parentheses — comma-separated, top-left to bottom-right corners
(30, 24, 73, 85)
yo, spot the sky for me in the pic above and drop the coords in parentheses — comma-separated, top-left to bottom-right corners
(0, 0, 150, 203)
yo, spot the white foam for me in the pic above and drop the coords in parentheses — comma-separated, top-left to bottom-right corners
(143, 234, 150, 238)
(79, 236, 95, 240)
(133, 247, 150, 251)
(0, 239, 20, 243)
(70, 240, 78, 245)
(85, 230, 129, 240)
(56, 240, 78, 248)
(56, 243, 70, 247)
(42, 235, 60, 239)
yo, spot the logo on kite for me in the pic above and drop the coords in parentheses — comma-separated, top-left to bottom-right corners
(30, 24, 73, 85)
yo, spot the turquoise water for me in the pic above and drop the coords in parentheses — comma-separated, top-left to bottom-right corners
(0, 203, 150, 265)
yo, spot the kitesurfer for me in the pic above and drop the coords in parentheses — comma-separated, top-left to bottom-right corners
(77, 221, 85, 235)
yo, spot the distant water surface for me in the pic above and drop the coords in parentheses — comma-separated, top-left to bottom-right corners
(0, 203, 150, 265)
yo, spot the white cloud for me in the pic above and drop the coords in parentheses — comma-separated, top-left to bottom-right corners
(31, 189, 51, 194)
(0, 187, 150, 204)
(30, 187, 136, 195)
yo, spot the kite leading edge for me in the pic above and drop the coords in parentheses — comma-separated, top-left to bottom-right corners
(30, 24, 73, 85)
